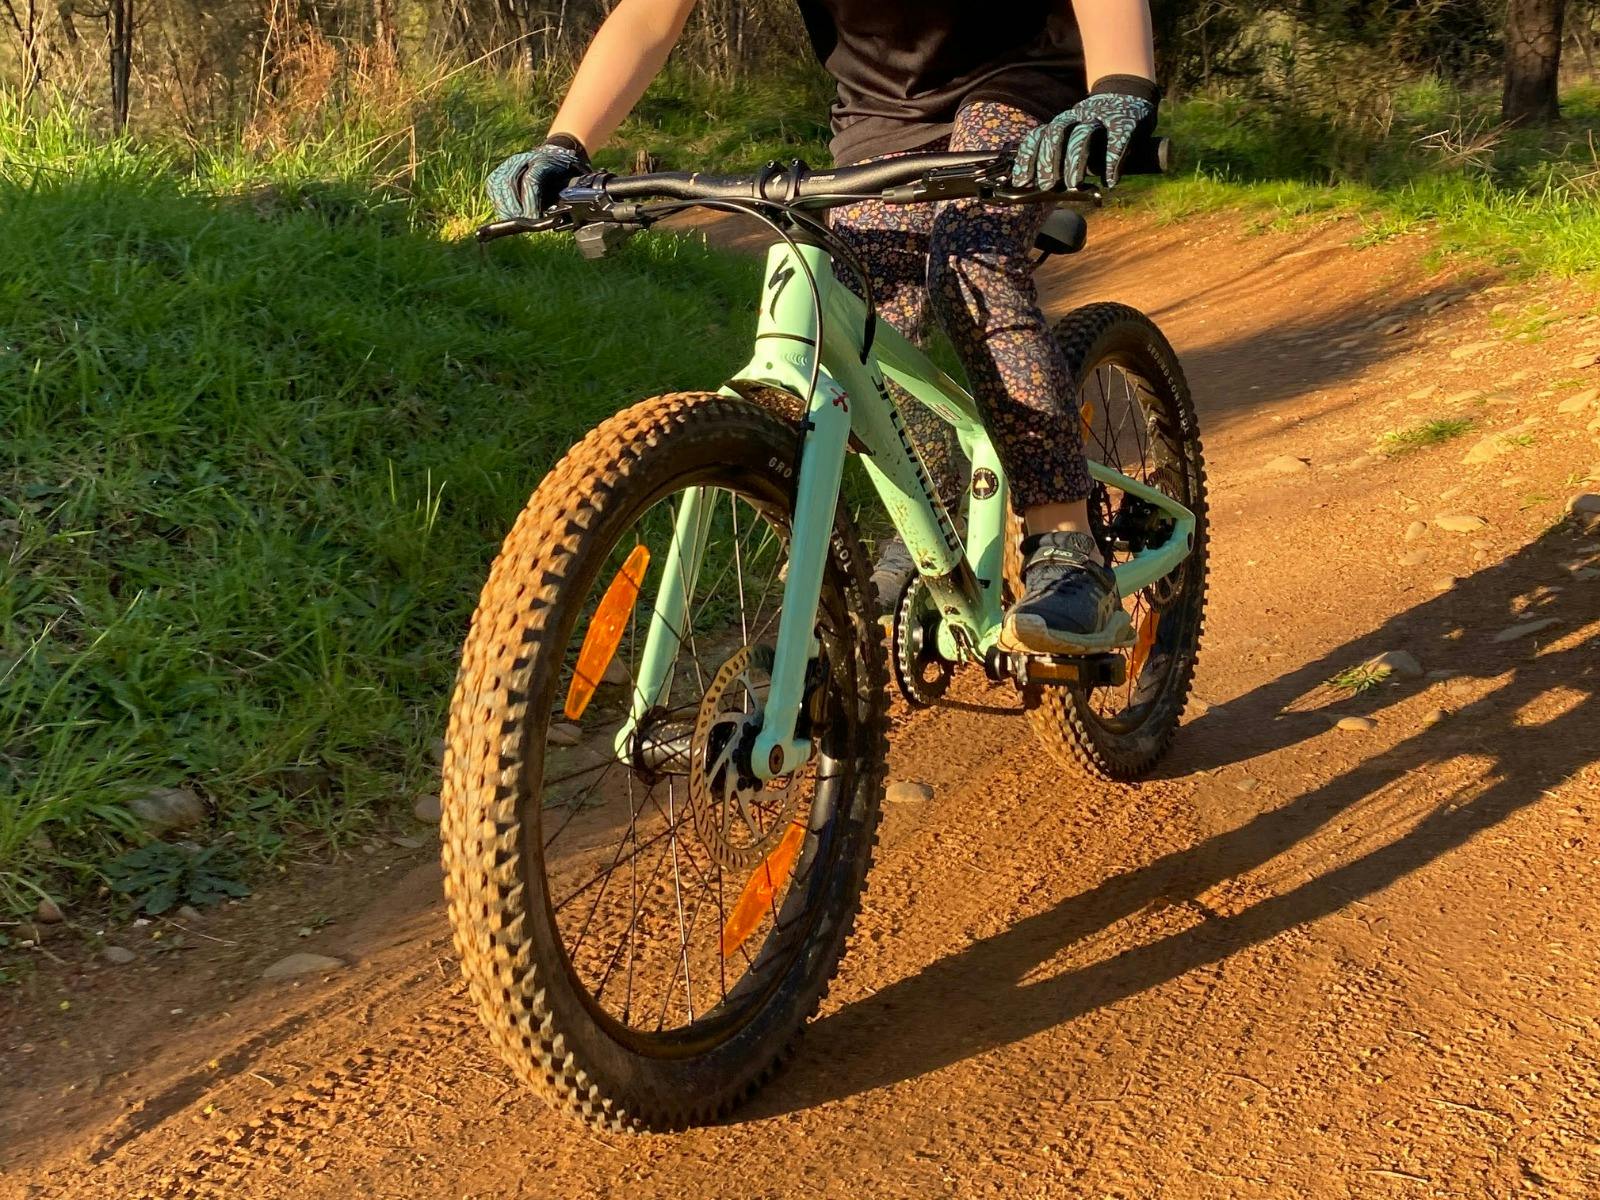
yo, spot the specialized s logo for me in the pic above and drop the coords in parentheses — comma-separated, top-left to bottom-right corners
(766, 262, 796, 317)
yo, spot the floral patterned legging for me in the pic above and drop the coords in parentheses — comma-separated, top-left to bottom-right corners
(830, 100, 1090, 509)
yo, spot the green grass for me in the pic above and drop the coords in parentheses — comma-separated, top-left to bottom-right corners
(5, 54, 1596, 919)
(1125, 80, 1600, 280)
(0, 76, 787, 915)
(1377, 417, 1477, 455)
(1326, 665, 1389, 694)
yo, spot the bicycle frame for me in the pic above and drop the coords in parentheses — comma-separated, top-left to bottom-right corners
(617, 239, 1196, 780)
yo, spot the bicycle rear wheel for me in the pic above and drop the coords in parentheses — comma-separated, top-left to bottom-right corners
(1008, 303, 1209, 780)
(442, 392, 887, 1130)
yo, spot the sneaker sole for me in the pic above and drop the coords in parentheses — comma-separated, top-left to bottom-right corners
(998, 610, 1135, 656)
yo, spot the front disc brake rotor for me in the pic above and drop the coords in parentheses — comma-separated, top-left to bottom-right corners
(688, 644, 802, 871)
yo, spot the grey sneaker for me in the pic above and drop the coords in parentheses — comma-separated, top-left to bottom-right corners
(1001, 531, 1132, 654)
(869, 534, 917, 615)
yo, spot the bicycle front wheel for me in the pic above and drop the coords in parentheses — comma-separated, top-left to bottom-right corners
(441, 392, 887, 1131)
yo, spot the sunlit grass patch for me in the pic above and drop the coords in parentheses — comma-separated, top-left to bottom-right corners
(1377, 417, 1477, 455)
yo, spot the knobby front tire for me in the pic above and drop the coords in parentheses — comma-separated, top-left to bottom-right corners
(441, 392, 888, 1131)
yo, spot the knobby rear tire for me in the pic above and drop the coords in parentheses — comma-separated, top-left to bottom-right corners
(440, 392, 888, 1131)
(1007, 303, 1209, 781)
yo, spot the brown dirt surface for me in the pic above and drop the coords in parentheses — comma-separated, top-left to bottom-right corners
(4, 208, 1600, 1199)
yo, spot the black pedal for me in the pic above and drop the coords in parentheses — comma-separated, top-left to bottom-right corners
(1018, 652, 1126, 689)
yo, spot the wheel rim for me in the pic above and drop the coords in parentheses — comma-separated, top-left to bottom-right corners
(530, 477, 859, 1051)
(1076, 357, 1198, 732)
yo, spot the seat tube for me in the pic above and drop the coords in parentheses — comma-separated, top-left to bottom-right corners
(963, 433, 1009, 647)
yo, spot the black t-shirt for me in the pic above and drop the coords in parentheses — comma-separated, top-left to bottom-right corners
(797, 0, 1086, 164)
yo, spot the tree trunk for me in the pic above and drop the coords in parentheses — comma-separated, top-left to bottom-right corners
(1502, 0, 1564, 125)
(1, 0, 47, 97)
(372, 0, 398, 61)
(106, 0, 134, 131)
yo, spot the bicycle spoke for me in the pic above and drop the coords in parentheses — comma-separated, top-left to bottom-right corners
(664, 779, 695, 1025)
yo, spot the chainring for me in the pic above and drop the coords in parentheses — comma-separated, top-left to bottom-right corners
(892, 576, 954, 708)
(687, 644, 802, 872)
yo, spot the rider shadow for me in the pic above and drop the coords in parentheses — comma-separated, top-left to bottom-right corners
(1160, 521, 1596, 777)
(752, 526, 1598, 1115)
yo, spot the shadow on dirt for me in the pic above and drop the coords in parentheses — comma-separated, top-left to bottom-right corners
(761, 521, 1598, 1114)
(1037, 222, 1498, 438)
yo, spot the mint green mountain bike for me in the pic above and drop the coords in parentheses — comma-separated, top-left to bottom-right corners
(441, 148, 1206, 1131)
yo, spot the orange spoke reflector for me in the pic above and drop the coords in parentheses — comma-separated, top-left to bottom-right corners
(563, 544, 650, 722)
(1128, 607, 1159, 683)
(720, 820, 807, 960)
(1080, 398, 1096, 446)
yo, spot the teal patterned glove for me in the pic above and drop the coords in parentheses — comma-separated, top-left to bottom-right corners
(1011, 76, 1159, 191)
(486, 135, 590, 219)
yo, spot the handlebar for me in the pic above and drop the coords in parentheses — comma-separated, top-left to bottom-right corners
(477, 136, 1170, 244)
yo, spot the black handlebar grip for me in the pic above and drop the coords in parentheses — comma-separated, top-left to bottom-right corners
(1110, 135, 1170, 178)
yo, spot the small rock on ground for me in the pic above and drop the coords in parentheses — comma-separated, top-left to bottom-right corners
(886, 781, 934, 805)
(1431, 576, 1461, 593)
(1404, 521, 1427, 542)
(175, 905, 203, 922)
(262, 953, 344, 981)
(601, 660, 630, 687)
(1557, 388, 1598, 414)
(1571, 351, 1600, 370)
(1265, 454, 1310, 474)
(412, 793, 442, 823)
(103, 946, 137, 965)
(1336, 715, 1377, 732)
(130, 786, 207, 835)
(1421, 708, 1449, 726)
(546, 722, 582, 747)
(1396, 550, 1427, 567)
(1461, 421, 1539, 466)
(1366, 650, 1424, 678)
(35, 897, 64, 924)
(1567, 493, 1600, 517)
(1233, 776, 1261, 793)
(1492, 617, 1562, 643)
(1450, 340, 1498, 361)
(1434, 513, 1489, 533)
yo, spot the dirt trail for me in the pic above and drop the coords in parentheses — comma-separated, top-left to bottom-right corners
(5, 209, 1600, 1199)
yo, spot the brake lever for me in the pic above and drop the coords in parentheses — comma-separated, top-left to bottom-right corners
(475, 211, 572, 242)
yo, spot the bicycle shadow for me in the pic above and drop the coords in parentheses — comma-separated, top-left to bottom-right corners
(753, 526, 1598, 1115)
